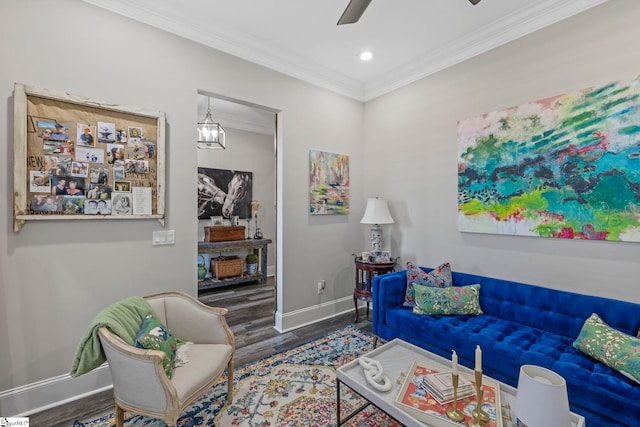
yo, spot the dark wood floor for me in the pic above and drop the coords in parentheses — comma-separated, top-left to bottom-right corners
(29, 279, 372, 426)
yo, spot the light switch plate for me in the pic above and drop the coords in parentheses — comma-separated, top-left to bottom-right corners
(153, 230, 175, 246)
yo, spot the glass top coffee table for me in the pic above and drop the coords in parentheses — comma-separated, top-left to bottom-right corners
(336, 338, 585, 427)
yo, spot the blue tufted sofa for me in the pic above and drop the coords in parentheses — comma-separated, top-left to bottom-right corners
(372, 267, 640, 427)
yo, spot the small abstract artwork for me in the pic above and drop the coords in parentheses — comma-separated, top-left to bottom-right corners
(197, 167, 252, 220)
(309, 150, 349, 215)
(458, 75, 640, 242)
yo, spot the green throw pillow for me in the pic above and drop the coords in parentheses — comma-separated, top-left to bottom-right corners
(573, 313, 640, 384)
(135, 314, 177, 378)
(413, 284, 482, 316)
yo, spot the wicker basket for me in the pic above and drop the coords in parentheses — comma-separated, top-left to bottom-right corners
(211, 256, 243, 279)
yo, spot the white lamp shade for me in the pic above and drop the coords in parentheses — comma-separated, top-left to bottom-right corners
(360, 198, 394, 225)
(516, 365, 571, 427)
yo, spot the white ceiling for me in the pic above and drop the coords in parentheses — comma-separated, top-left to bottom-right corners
(82, 0, 606, 102)
(82, 0, 606, 135)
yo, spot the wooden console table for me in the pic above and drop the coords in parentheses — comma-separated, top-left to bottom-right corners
(198, 238, 272, 291)
(353, 256, 396, 322)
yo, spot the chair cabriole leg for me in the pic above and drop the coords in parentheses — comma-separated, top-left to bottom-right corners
(227, 360, 234, 403)
(115, 404, 124, 427)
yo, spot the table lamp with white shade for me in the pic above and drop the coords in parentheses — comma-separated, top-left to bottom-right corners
(360, 197, 394, 252)
(516, 365, 571, 427)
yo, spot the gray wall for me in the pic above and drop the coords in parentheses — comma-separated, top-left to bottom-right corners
(0, 0, 364, 414)
(2, 0, 640, 416)
(364, 0, 640, 303)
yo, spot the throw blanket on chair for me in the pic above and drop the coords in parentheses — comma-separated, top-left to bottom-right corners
(70, 296, 155, 377)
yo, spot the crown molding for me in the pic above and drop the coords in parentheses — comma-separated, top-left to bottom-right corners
(363, 0, 608, 101)
(81, 0, 365, 100)
(82, 0, 606, 103)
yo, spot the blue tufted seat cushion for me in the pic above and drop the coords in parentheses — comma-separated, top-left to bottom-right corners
(386, 308, 572, 383)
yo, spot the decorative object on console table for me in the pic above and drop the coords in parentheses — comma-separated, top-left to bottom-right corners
(516, 365, 571, 427)
(211, 255, 243, 279)
(197, 255, 207, 281)
(360, 197, 394, 252)
(251, 199, 263, 239)
(395, 359, 502, 427)
(245, 253, 259, 275)
(353, 255, 395, 323)
(205, 225, 245, 242)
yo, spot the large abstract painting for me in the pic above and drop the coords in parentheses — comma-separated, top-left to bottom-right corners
(458, 75, 640, 241)
(309, 150, 349, 215)
(197, 167, 252, 220)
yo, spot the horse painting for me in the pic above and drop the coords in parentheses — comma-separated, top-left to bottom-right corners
(222, 173, 250, 218)
(197, 173, 227, 217)
(197, 167, 253, 220)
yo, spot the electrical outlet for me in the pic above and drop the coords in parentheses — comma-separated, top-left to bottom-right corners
(317, 280, 326, 294)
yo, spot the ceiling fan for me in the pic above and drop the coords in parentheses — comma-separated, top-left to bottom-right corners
(337, 0, 481, 26)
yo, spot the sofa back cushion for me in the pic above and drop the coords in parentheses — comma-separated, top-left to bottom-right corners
(420, 268, 640, 339)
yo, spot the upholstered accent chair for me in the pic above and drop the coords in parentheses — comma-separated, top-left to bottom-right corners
(98, 291, 235, 427)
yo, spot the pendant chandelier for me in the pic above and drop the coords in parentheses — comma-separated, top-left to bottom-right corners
(197, 96, 226, 149)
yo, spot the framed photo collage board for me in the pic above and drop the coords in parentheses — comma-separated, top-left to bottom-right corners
(13, 83, 165, 231)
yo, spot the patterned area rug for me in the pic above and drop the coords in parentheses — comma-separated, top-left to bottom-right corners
(74, 325, 401, 426)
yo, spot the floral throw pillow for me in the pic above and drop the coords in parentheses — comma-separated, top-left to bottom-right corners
(135, 314, 178, 378)
(573, 313, 640, 384)
(413, 284, 482, 316)
(404, 262, 452, 307)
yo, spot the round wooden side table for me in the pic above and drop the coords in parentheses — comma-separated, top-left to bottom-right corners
(353, 256, 396, 323)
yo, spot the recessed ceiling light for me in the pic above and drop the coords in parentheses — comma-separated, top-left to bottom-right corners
(360, 50, 373, 61)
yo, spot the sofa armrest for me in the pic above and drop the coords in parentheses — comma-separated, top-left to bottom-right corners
(372, 270, 407, 335)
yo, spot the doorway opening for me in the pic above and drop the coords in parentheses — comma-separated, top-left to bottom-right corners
(196, 90, 279, 320)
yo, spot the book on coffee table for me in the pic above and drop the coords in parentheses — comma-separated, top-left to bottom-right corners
(395, 359, 502, 427)
(421, 371, 474, 404)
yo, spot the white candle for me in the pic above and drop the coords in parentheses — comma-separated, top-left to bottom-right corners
(475, 345, 482, 371)
(452, 350, 458, 376)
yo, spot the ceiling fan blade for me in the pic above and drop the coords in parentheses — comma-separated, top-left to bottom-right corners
(469, 0, 482, 4)
(337, 0, 372, 25)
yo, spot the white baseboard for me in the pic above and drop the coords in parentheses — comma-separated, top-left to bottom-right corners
(267, 265, 276, 277)
(1, 294, 361, 416)
(0, 365, 113, 417)
(274, 296, 363, 333)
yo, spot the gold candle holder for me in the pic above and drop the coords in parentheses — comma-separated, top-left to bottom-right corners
(445, 372, 465, 422)
(469, 369, 490, 426)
